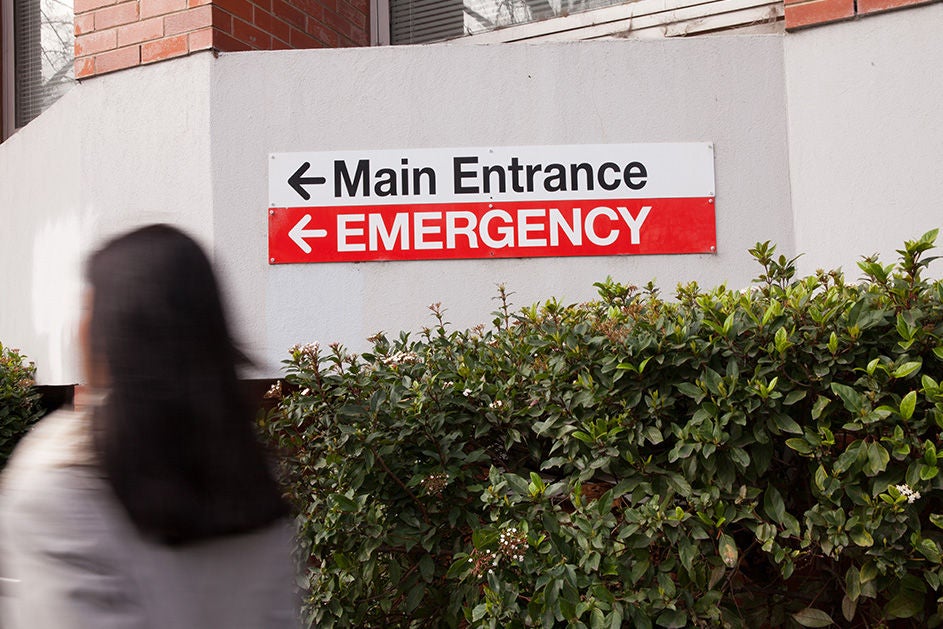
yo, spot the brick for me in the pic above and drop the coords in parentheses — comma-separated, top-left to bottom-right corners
(188, 26, 215, 49)
(858, 0, 934, 13)
(232, 17, 273, 48)
(188, 0, 213, 7)
(74, 0, 116, 15)
(212, 5, 234, 32)
(271, 0, 306, 30)
(165, 5, 213, 35)
(117, 17, 165, 46)
(141, 33, 189, 62)
(271, 35, 291, 49)
(345, 23, 367, 45)
(74, 13, 96, 35)
(318, 7, 342, 29)
(213, 28, 253, 51)
(95, 45, 141, 73)
(94, 1, 139, 29)
(288, 25, 319, 47)
(292, 0, 330, 19)
(335, 0, 367, 30)
(75, 29, 117, 56)
(141, 0, 188, 19)
(214, 0, 255, 22)
(74, 56, 96, 78)
(784, 0, 854, 28)
(308, 18, 340, 46)
(253, 7, 291, 42)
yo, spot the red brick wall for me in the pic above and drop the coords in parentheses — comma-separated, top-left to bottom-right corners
(74, 0, 369, 78)
(785, 0, 938, 29)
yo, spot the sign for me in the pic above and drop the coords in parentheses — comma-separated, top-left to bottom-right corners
(268, 143, 715, 264)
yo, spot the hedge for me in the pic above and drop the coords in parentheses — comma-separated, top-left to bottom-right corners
(264, 230, 943, 628)
(0, 344, 44, 467)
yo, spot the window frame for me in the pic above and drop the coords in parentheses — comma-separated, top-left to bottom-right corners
(2, 0, 15, 139)
(1, 0, 76, 140)
(371, 0, 391, 45)
(374, 0, 783, 46)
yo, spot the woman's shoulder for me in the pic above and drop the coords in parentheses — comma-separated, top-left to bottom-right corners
(4, 409, 96, 478)
(0, 409, 100, 517)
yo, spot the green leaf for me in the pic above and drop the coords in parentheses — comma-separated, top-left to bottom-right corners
(784, 390, 807, 406)
(845, 566, 861, 602)
(404, 583, 425, 612)
(775, 326, 791, 353)
(827, 332, 839, 354)
(702, 368, 723, 396)
(811, 395, 831, 420)
(786, 438, 814, 455)
(899, 391, 917, 420)
(831, 383, 865, 413)
(884, 589, 924, 619)
(655, 609, 688, 628)
(419, 554, 435, 582)
(676, 382, 703, 399)
(645, 426, 664, 445)
(764, 486, 787, 524)
(864, 442, 890, 476)
(842, 596, 857, 622)
(719, 533, 738, 568)
(918, 538, 942, 563)
(446, 556, 470, 579)
(332, 494, 358, 512)
(729, 447, 750, 469)
(860, 561, 878, 583)
(791, 608, 834, 627)
(893, 361, 922, 379)
(850, 528, 873, 547)
(773, 413, 803, 434)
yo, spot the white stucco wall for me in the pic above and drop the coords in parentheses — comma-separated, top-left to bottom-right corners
(785, 3, 943, 276)
(0, 54, 215, 383)
(209, 38, 792, 374)
(2, 37, 791, 383)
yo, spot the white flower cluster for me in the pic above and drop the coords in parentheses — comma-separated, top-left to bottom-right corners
(263, 380, 283, 399)
(379, 350, 421, 367)
(420, 472, 449, 496)
(463, 388, 472, 397)
(488, 400, 504, 409)
(498, 527, 526, 563)
(466, 548, 500, 577)
(896, 484, 922, 503)
(290, 342, 320, 366)
(291, 342, 319, 356)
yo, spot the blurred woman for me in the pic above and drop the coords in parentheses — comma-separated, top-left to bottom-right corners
(0, 224, 296, 628)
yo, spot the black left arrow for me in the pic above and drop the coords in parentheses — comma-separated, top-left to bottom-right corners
(288, 162, 326, 200)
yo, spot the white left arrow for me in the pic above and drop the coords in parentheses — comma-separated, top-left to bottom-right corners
(289, 214, 328, 254)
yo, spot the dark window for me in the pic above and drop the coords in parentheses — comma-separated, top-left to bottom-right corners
(13, 0, 74, 128)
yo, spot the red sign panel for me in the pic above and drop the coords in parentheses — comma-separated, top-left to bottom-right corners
(268, 198, 715, 264)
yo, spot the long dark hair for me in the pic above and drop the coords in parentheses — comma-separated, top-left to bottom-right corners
(86, 224, 287, 545)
